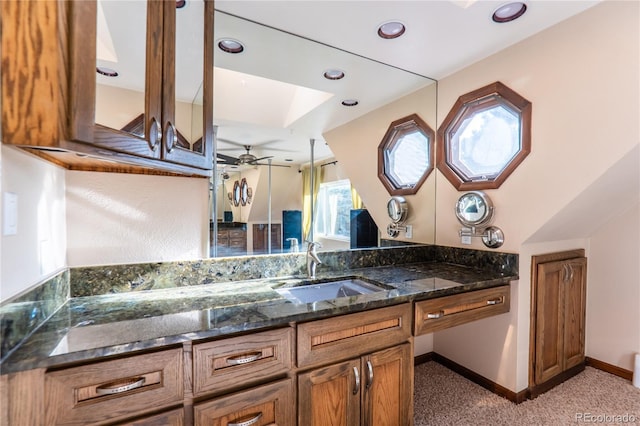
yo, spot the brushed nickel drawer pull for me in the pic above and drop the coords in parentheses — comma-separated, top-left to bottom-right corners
(353, 366, 360, 395)
(366, 360, 374, 390)
(426, 311, 444, 319)
(226, 352, 262, 365)
(486, 298, 502, 305)
(95, 377, 145, 395)
(228, 412, 262, 426)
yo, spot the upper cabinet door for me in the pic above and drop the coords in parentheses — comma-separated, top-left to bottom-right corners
(70, 0, 163, 159)
(69, 0, 213, 169)
(161, 0, 214, 169)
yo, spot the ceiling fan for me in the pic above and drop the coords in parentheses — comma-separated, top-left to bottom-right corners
(217, 138, 291, 167)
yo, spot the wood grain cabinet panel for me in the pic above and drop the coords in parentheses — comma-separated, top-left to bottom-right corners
(414, 285, 510, 335)
(298, 344, 412, 426)
(193, 378, 295, 426)
(118, 407, 184, 426)
(1, 0, 213, 176)
(297, 303, 412, 369)
(192, 328, 293, 397)
(45, 348, 183, 425)
(530, 251, 587, 391)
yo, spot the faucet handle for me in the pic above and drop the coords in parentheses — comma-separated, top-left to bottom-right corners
(307, 241, 322, 250)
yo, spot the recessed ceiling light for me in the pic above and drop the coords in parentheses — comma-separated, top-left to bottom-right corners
(323, 69, 345, 80)
(377, 21, 406, 39)
(285, 158, 293, 162)
(96, 66, 118, 77)
(341, 99, 359, 107)
(218, 39, 244, 54)
(492, 2, 527, 23)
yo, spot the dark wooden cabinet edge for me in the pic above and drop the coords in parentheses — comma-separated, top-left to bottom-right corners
(22, 140, 213, 178)
(415, 353, 631, 405)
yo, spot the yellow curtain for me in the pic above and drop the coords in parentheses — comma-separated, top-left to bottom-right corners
(351, 184, 364, 209)
(302, 165, 323, 241)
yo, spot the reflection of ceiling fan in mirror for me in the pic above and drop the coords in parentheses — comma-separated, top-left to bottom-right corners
(217, 138, 291, 167)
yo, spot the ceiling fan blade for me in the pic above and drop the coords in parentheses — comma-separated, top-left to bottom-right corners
(250, 155, 274, 163)
(216, 153, 240, 164)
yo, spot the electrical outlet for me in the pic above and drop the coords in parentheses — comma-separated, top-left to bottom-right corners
(405, 225, 413, 239)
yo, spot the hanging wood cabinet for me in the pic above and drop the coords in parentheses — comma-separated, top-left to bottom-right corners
(1, 0, 214, 177)
(529, 249, 587, 397)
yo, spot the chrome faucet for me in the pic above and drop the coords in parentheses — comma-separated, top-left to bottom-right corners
(306, 241, 322, 279)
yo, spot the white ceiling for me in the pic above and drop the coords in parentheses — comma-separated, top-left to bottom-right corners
(97, 0, 601, 168)
(214, 0, 600, 167)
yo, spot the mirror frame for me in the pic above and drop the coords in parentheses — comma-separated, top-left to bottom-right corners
(377, 113, 435, 196)
(437, 81, 531, 191)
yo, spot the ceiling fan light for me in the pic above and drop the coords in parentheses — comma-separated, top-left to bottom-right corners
(323, 69, 345, 80)
(218, 38, 244, 54)
(377, 21, 406, 39)
(492, 2, 527, 23)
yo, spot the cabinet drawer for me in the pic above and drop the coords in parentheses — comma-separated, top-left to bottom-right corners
(45, 348, 183, 425)
(118, 407, 184, 426)
(193, 327, 293, 397)
(193, 378, 295, 426)
(297, 303, 412, 369)
(414, 285, 510, 335)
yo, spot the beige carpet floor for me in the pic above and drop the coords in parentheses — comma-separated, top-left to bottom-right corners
(414, 362, 640, 425)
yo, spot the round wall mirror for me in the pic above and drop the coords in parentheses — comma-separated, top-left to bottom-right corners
(455, 191, 494, 227)
(387, 196, 408, 224)
(240, 178, 249, 206)
(233, 180, 241, 207)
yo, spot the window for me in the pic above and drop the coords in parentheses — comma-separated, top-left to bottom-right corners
(378, 113, 435, 195)
(437, 81, 531, 190)
(314, 179, 353, 240)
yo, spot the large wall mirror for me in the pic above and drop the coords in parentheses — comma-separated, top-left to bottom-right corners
(210, 8, 437, 257)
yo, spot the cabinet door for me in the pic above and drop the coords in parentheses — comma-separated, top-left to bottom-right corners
(363, 344, 413, 426)
(563, 257, 587, 370)
(161, 0, 214, 169)
(194, 378, 295, 426)
(298, 359, 361, 426)
(534, 260, 566, 384)
(70, 0, 163, 159)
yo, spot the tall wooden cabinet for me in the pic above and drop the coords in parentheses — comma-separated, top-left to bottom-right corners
(530, 250, 587, 396)
(1, 0, 213, 176)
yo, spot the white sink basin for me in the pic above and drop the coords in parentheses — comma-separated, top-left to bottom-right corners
(275, 278, 386, 304)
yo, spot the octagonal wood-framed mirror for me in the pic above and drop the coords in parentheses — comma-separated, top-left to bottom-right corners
(437, 81, 532, 191)
(378, 113, 435, 196)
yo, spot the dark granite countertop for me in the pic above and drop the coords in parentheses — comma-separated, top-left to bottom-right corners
(0, 261, 516, 374)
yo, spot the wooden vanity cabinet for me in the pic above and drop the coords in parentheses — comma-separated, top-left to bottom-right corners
(296, 304, 414, 426)
(298, 344, 412, 426)
(1, 0, 213, 176)
(414, 285, 510, 335)
(45, 347, 184, 425)
(193, 378, 295, 426)
(530, 250, 587, 395)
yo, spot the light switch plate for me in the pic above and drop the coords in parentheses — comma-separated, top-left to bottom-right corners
(461, 234, 472, 245)
(405, 225, 413, 239)
(3, 192, 18, 236)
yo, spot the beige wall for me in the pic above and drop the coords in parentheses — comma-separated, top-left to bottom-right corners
(1, 146, 67, 301)
(586, 202, 640, 371)
(433, 1, 639, 392)
(66, 171, 209, 266)
(325, 82, 437, 245)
